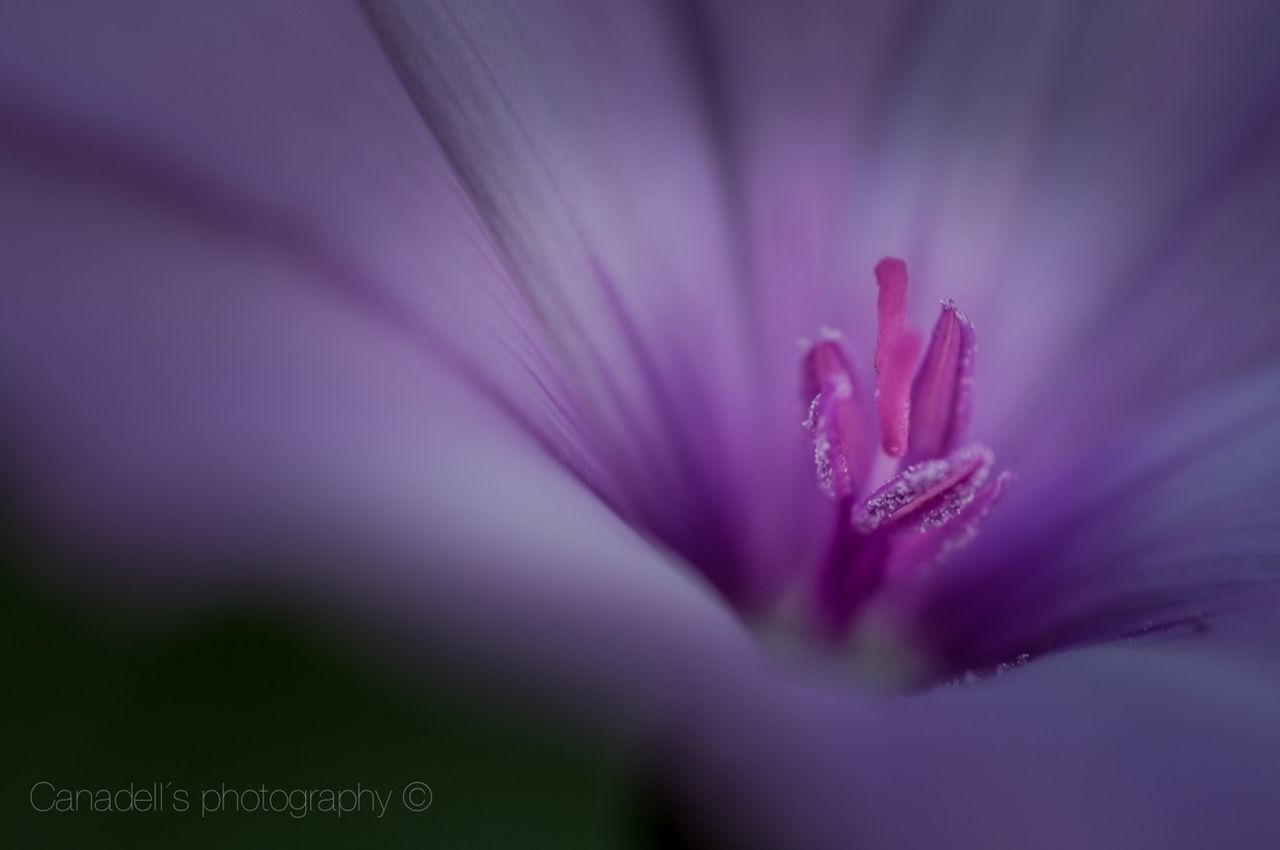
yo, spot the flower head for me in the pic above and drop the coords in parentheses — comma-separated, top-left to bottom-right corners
(3, 2, 1280, 849)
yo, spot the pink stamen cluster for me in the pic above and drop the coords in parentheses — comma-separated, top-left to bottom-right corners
(802, 258, 1010, 638)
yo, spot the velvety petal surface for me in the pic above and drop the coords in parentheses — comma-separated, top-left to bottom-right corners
(671, 597, 1280, 850)
(355, 0, 837, 605)
(0, 0, 757, 742)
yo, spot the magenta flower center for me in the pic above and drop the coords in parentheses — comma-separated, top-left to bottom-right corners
(801, 258, 1010, 642)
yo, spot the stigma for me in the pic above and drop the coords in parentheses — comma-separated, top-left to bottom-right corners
(801, 259, 1009, 639)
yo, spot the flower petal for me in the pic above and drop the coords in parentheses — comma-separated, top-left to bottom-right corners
(0, 1, 757, 741)
(835, 0, 1280, 454)
(902, 368, 1280, 674)
(358, 0, 831, 603)
(670, 598, 1280, 849)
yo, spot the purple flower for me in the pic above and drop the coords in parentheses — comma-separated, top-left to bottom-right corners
(3, 1, 1280, 847)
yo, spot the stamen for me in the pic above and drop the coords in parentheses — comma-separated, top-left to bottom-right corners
(802, 338, 873, 499)
(797, 260, 1010, 644)
(889, 470, 1011, 579)
(907, 300, 975, 463)
(908, 446, 994, 533)
(852, 444, 993, 534)
(874, 258, 922, 457)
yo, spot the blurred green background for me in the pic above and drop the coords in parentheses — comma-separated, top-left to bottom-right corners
(0, 543, 648, 849)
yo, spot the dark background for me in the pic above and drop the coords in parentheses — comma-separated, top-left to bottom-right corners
(0, 532, 642, 849)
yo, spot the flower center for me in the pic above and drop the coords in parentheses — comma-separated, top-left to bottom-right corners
(801, 259, 1010, 644)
